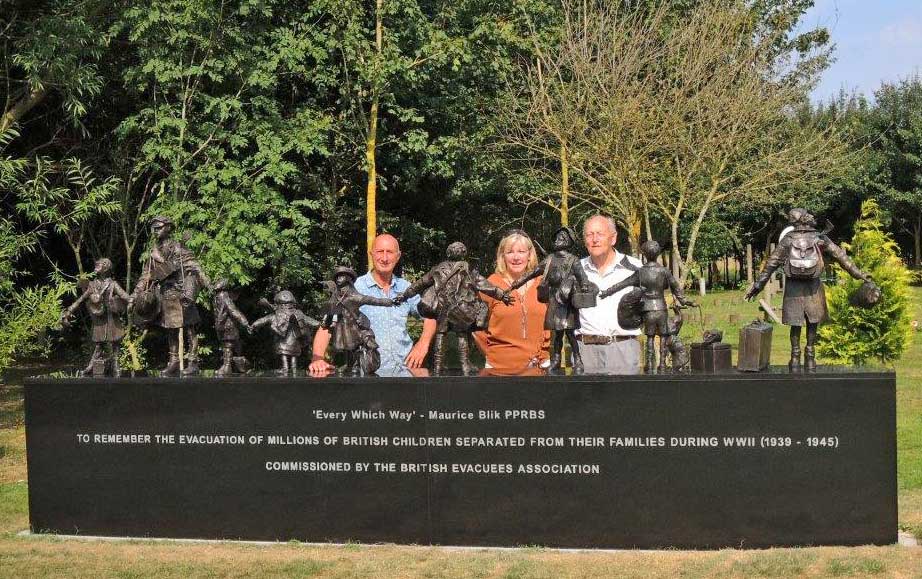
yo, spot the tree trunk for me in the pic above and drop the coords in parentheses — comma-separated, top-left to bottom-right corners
(746, 243, 753, 283)
(670, 219, 681, 279)
(365, 0, 384, 269)
(560, 141, 569, 226)
(643, 202, 653, 243)
(914, 215, 921, 267)
(1, 85, 48, 135)
(627, 210, 641, 255)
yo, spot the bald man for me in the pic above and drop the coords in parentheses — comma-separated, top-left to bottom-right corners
(310, 234, 437, 374)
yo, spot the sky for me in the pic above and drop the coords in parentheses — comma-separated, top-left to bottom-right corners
(803, 0, 922, 103)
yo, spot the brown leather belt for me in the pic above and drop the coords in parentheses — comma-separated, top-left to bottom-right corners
(577, 334, 634, 345)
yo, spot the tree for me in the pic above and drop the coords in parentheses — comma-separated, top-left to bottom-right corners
(868, 76, 922, 267)
(645, 1, 848, 286)
(817, 199, 913, 365)
(14, 157, 120, 276)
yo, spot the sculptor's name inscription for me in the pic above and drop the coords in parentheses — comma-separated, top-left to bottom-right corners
(312, 408, 546, 422)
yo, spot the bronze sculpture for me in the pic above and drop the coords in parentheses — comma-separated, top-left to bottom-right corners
(664, 303, 691, 371)
(744, 208, 877, 371)
(506, 227, 594, 374)
(212, 279, 251, 376)
(599, 240, 695, 373)
(129, 216, 209, 376)
(252, 290, 320, 375)
(322, 266, 395, 375)
(60, 258, 130, 376)
(395, 242, 512, 375)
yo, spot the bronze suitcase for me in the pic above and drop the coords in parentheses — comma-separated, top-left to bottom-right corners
(690, 342, 732, 372)
(738, 320, 773, 372)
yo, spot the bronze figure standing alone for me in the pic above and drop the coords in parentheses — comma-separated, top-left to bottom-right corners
(395, 242, 512, 375)
(745, 208, 876, 371)
(129, 216, 209, 376)
(60, 258, 130, 376)
(507, 227, 592, 374)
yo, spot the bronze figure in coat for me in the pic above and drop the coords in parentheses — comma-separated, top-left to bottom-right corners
(507, 227, 591, 374)
(129, 216, 210, 376)
(599, 241, 695, 373)
(60, 258, 130, 376)
(395, 242, 512, 375)
(212, 278, 251, 376)
(322, 266, 394, 375)
(745, 208, 876, 371)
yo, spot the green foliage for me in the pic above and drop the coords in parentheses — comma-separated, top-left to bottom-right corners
(818, 200, 913, 365)
(2, 230, 67, 377)
(867, 76, 922, 266)
(0, 282, 71, 371)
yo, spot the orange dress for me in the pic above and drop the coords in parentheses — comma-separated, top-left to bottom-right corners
(474, 273, 550, 371)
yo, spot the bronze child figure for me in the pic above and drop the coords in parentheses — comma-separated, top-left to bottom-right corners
(322, 266, 395, 376)
(129, 216, 209, 376)
(212, 279, 251, 376)
(507, 227, 592, 374)
(745, 208, 876, 371)
(252, 290, 320, 375)
(395, 242, 512, 375)
(599, 240, 695, 373)
(60, 258, 130, 376)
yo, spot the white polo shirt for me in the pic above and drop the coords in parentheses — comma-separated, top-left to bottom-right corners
(578, 252, 643, 337)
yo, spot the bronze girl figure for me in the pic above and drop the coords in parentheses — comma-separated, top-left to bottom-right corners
(252, 290, 320, 375)
(507, 227, 594, 374)
(745, 208, 876, 371)
(60, 258, 130, 376)
(322, 266, 395, 375)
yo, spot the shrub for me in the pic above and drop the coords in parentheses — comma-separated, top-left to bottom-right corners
(818, 199, 913, 365)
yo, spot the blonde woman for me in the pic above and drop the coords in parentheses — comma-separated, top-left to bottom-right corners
(474, 230, 550, 371)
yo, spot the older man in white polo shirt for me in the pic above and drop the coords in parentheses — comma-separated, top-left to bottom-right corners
(577, 215, 643, 374)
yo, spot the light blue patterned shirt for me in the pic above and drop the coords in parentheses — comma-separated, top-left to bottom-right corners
(355, 272, 421, 373)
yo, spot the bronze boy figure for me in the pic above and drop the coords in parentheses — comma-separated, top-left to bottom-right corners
(745, 208, 876, 371)
(395, 242, 512, 376)
(507, 227, 591, 374)
(252, 290, 320, 375)
(129, 216, 209, 376)
(599, 240, 695, 373)
(60, 258, 130, 376)
(212, 279, 251, 376)
(322, 266, 395, 375)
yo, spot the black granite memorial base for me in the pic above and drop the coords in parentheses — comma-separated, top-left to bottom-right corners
(25, 368, 896, 549)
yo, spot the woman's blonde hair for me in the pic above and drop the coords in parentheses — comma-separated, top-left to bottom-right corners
(495, 231, 539, 280)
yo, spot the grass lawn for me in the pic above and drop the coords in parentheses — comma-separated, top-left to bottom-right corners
(0, 288, 920, 578)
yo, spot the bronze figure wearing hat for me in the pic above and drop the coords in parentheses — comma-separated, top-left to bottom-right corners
(212, 279, 252, 376)
(599, 240, 695, 373)
(252, 290, 320, 375)
(129, 216, 209, 376)
(745, 208, 878, 371)
(60, 258, 130, 376)
(395, 242, 513, 375)
(507, 227, 594, 374)
(321, 266, 396, 375)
